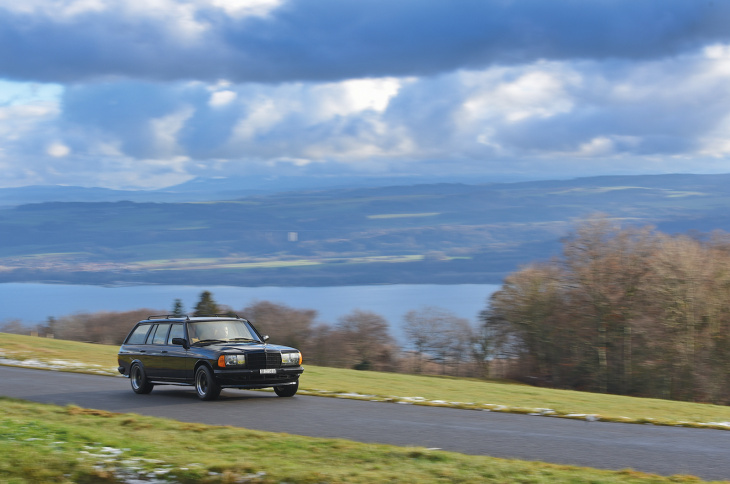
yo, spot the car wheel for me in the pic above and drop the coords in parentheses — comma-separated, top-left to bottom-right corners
(195, 365, 221, 401)
(273, 381, 298, 397)
(130, 363, 154, 394)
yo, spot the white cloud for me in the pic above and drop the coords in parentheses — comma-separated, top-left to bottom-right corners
(0, 102, 59, 151)
(0, 0, 106, 17)
(208, 0, 283, 18)
(699, 114, 730, 157)
(461, 66, 579, 125)
(0, 102, 57, 126)
(230, 96, 286, 142)
(0, 0, 282, 25)
(209, 90, 237, 107)
(269, 157, 312, 167)
(312, 78, 405, 117)
(47, 142, 71, 157)
(149, 106, 195, 156)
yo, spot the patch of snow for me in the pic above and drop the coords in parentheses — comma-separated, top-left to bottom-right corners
(706, 422, 730, 427)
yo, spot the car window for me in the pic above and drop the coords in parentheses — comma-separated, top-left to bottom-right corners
(126, 324, 152, 344)
(188, 320, 258, 343)
(167, 324, 184, 344)
(152, 323, 171, 345)
(145, 324, 158, 344)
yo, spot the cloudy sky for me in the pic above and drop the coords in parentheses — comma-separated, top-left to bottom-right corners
(2, 0, 730, 189)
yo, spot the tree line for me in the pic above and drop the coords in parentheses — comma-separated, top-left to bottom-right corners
(1, 290, 485, 378)
(483, 216, 730, 404)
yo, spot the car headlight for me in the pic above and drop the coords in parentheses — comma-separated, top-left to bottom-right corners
(281, 352, 302, 366)
(218, 354, 246, 367)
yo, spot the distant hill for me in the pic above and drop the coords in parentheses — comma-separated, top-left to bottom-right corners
(0, 173, 522, 207)
(1, 173, 729, 287)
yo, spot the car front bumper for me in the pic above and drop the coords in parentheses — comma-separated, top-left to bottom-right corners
(213, 366, 303, 388)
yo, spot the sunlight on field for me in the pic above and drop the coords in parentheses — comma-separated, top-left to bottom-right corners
(127, 255, 426, 271)
(665, 191, 706, 197)
(367, 212, 441, 219)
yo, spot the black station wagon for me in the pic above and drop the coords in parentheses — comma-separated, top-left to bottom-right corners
(117, 315, 303, 400)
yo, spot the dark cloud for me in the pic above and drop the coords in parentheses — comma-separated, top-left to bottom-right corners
(2, 0, 730, 83)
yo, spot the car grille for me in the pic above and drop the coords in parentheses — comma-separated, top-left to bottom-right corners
(247, 351, 281, 369)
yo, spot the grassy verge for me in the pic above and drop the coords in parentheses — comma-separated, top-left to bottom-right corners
(0, 333, 119, 374)
(3, 333, 730, 430)
(300, 367, 730, 429)
(0, 398, 720, 484)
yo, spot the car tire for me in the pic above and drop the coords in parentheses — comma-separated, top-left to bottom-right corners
(130, 363, 154, 394)
(195, 365, 221, 401)
(273, 381, 298, 397)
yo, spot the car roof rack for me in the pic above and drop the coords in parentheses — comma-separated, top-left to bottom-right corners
(146, 314, 243, 320)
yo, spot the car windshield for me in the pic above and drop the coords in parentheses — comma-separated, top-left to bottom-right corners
(188, 320, 260, 344)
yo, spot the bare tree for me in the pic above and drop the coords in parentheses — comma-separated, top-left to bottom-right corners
(561, 216, 657, 393)
(488, 263, 570, 385)
(337, 309, 395, 371)
(474, 310, 516, 379)
(403, 306, 472, 375)
(242, 300, 317, 352)
(0, 319, 25, 335)
(55, 309, 158, 344)
(403, 306, 442, 373)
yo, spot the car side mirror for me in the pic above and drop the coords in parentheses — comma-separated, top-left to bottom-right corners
(262, 335, 269, 342)
(172, 337, 189, 349)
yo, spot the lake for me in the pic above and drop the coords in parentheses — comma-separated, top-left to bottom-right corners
(0, 283, 501, 342)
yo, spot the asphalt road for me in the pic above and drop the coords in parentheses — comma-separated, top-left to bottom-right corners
(2, 366, 730, 481)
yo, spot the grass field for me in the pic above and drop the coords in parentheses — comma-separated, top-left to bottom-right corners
(1, 398, 723, 483)
(2, 333, 730, 430)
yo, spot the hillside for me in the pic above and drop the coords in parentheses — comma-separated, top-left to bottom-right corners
(1, 173, 729, 286)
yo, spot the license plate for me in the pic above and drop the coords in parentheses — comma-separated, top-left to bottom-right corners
(260, 369, 277, 375)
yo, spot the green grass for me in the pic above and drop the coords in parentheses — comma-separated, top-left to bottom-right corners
(0, 334, 119, 373)
(3, 333, 730, 430)
(301, 367, 730, 428)
(0, 398, 720, 483)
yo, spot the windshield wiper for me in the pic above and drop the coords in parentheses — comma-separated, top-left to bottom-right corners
(228, 338, 259, 343)
(193, 339, 227, 346)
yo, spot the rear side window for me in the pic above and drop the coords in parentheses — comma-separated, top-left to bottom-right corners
(126, 324, 152, 344)
(152, 323, 171, 345)
(168, 324, 184, 344)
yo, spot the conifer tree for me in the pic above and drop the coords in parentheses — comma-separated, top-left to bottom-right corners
(193, 291, 220, 316)
(172, 299, 185, 317)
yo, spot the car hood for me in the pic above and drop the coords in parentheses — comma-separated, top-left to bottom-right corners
(203, 342, 296, 353)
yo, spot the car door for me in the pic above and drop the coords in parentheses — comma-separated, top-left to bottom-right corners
(120, 323, 154, 372)
(144, 323, 171, 379)
(163, 323, 190, 381)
